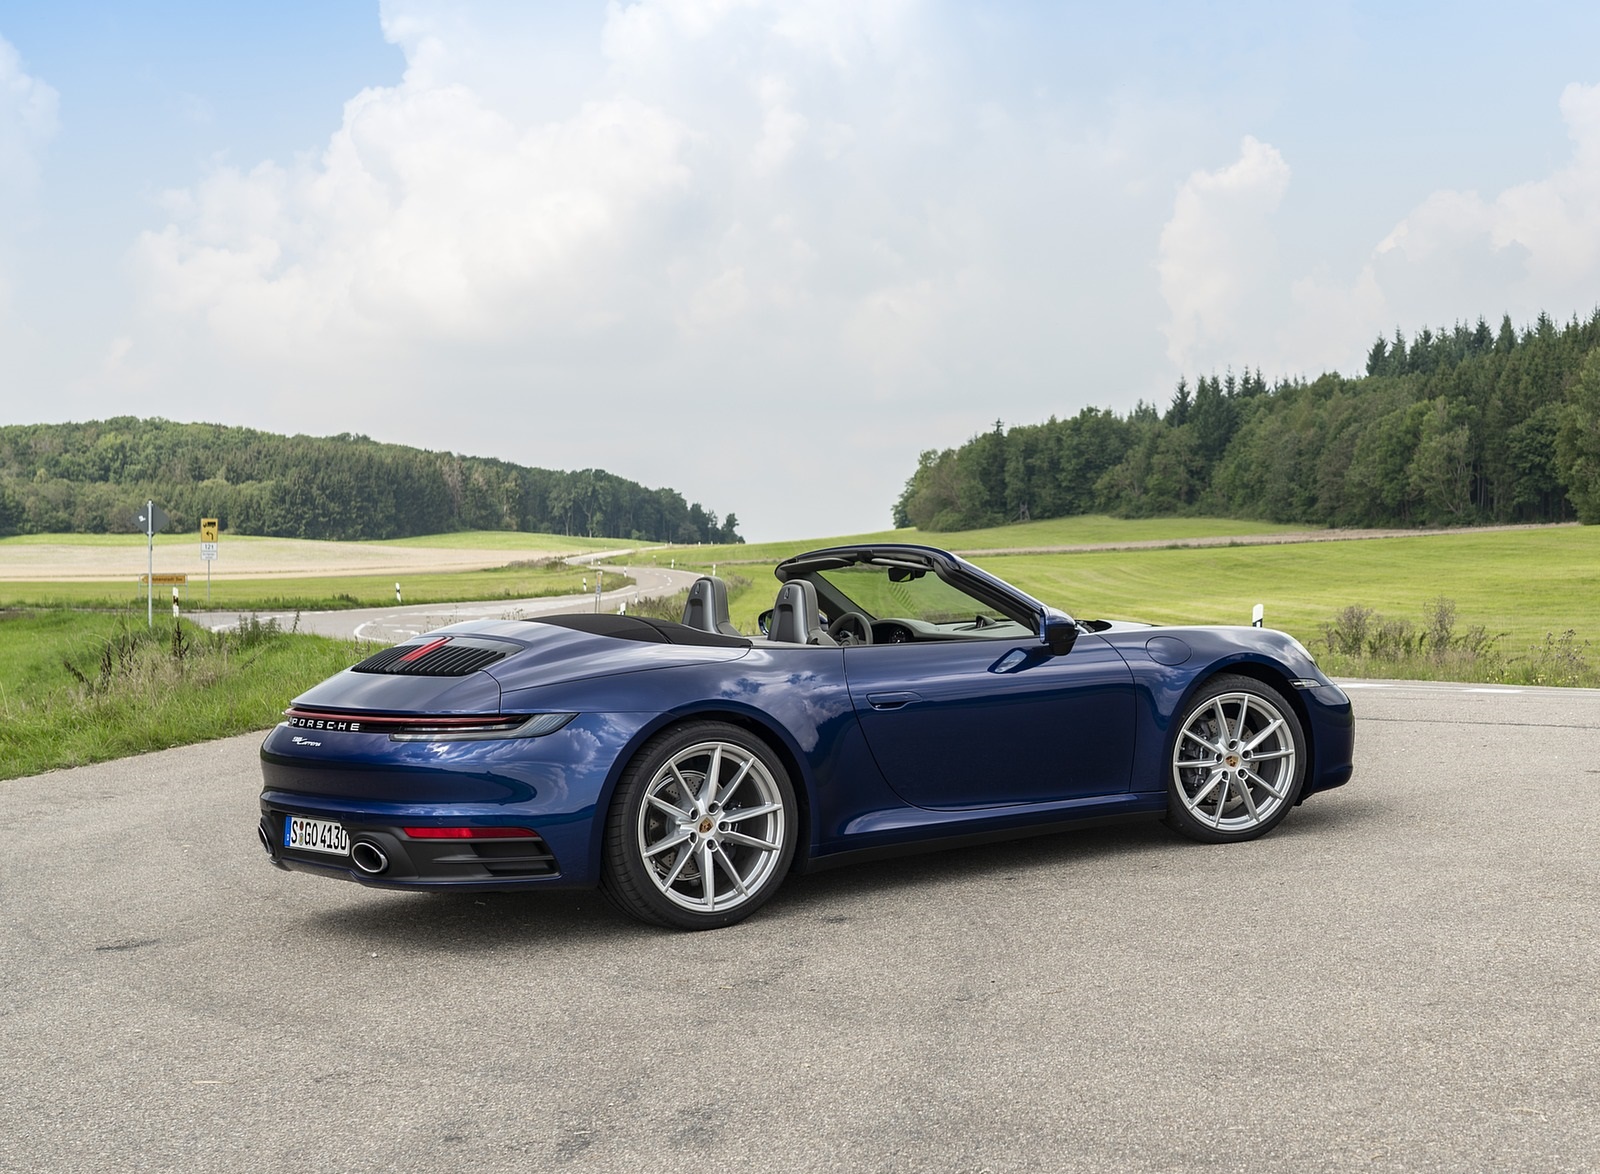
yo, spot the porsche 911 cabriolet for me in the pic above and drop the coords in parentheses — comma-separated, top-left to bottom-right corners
(258, 544, 1354, 929)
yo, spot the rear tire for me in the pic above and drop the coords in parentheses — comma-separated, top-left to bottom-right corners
(1164, 675, 1306, 844)
(602, 722, 797, 930)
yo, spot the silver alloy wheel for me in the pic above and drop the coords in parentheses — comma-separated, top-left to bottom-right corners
(635, 739, 787, 914)
(1172, 690, 1298, 833)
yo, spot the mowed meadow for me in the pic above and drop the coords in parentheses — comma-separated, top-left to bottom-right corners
(659, 520, 1600, 685)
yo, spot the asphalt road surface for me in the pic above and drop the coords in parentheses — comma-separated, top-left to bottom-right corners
(189, 558, 703, 643)
(3, 682, 1597, 1172)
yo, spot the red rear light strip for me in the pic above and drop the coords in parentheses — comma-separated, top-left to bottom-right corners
(284, 707, 516, 731)
(403, 827, 539, 840)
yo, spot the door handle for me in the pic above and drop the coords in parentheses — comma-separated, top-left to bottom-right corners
(866, 691, 922, 710)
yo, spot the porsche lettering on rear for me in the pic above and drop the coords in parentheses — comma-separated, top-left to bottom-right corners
(286, 716, 364, 732)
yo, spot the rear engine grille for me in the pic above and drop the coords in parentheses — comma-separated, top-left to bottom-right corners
(353, 636, 509, 677)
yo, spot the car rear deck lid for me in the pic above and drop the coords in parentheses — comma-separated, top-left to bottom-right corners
(528, 614, 751, 648)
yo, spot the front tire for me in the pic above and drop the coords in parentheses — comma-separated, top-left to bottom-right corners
(1165, 675, 1306, 843)
(602, 722, 797, 930)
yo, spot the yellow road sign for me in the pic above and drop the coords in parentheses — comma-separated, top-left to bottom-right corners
(140, 574, 188, 585)
(200, 517, 219, 542)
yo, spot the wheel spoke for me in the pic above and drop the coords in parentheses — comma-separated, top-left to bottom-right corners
(699, 844, 717, 907)
(1236, 777, 1261, 822)
(713, 850, 750, 898)
(647, 793, 691, 821)
(713, 757, 754, 808)
(721, 829, 779, 852)
(1233, 700, 1250, 744)
(1244, 718, 1283, 752)
(1189, 771, 1223, 806)
(723, 802, 780, 822)
(667, 763, 695, 807)
(1249, 747, 1292, 762)
(1211, 775, 1231, 825)
(661, 845, 694, 888)
(701, 745, 723, 808)
(1176, 755, 1220, 769)
(1180, 731, 1225, 759)
(1241, 766, 1284, 800)
(1210, 699, 1232, 742)
(644, 827, 691, 858)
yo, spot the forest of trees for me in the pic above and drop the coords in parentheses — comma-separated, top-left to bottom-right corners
(0, 419, 744, 544)
(895, 310, 1600, 530)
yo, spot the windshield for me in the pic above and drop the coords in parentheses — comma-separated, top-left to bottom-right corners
(814, 564, 1011, 626)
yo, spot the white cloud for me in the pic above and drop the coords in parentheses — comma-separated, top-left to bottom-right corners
(1159, 85, 1600, 384)
(135, 83, 693, 357)
(1376, 82, 1600, 316)
(112, 2, 1218, 537)
(0, 34, 56, 188)
(1157, 135, 1290, 372)
(0, 34, 58, 314)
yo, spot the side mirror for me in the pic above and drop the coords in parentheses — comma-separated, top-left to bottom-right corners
(1040, 612, 1078, 656)
(757, 608, 773, 637)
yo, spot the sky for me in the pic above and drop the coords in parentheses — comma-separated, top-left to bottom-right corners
(3, 1, 1600, 542)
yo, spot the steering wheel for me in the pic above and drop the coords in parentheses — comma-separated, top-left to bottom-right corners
(829, 611, 873, 646)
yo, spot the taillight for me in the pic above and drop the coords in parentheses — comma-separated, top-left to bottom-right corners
(402, 826, 539, 840)
(283, 709, 575, 741)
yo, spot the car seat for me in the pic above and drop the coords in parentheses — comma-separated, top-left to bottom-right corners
(769, 580, 838, 646)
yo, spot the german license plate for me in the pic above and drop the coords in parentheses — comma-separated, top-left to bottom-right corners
(285, 816, 349, 856)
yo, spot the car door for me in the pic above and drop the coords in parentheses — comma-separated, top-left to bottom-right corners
(842, 633, 1136, 809)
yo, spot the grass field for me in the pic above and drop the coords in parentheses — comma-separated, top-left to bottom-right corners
(0, 560, 608, 612)
(652, 514, 1307, 567)
(661, 524, 1600, 684)
(368, 531, 624, 552)
(0, 528, 621, 552)
(0, 610, 367, 781)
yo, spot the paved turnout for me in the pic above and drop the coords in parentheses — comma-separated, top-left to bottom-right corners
(2, 682, 1597, 1171)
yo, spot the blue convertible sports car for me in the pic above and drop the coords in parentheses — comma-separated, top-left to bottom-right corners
(258, 544, 1354, 929)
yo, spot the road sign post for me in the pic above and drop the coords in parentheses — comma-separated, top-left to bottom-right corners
(133, 501, 170, 628)
(200, 518, 218, 605)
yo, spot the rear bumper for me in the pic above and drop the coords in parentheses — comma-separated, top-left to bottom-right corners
(258, 794, 577, 891)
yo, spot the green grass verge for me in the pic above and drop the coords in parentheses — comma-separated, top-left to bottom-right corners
(0, 610, 370, 781)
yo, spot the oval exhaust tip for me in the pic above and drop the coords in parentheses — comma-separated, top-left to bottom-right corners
(350, 840, 389, 875)
(257, 823, 273, 856)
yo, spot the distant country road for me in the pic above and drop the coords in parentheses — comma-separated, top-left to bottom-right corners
(190, 553, 702, 643)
